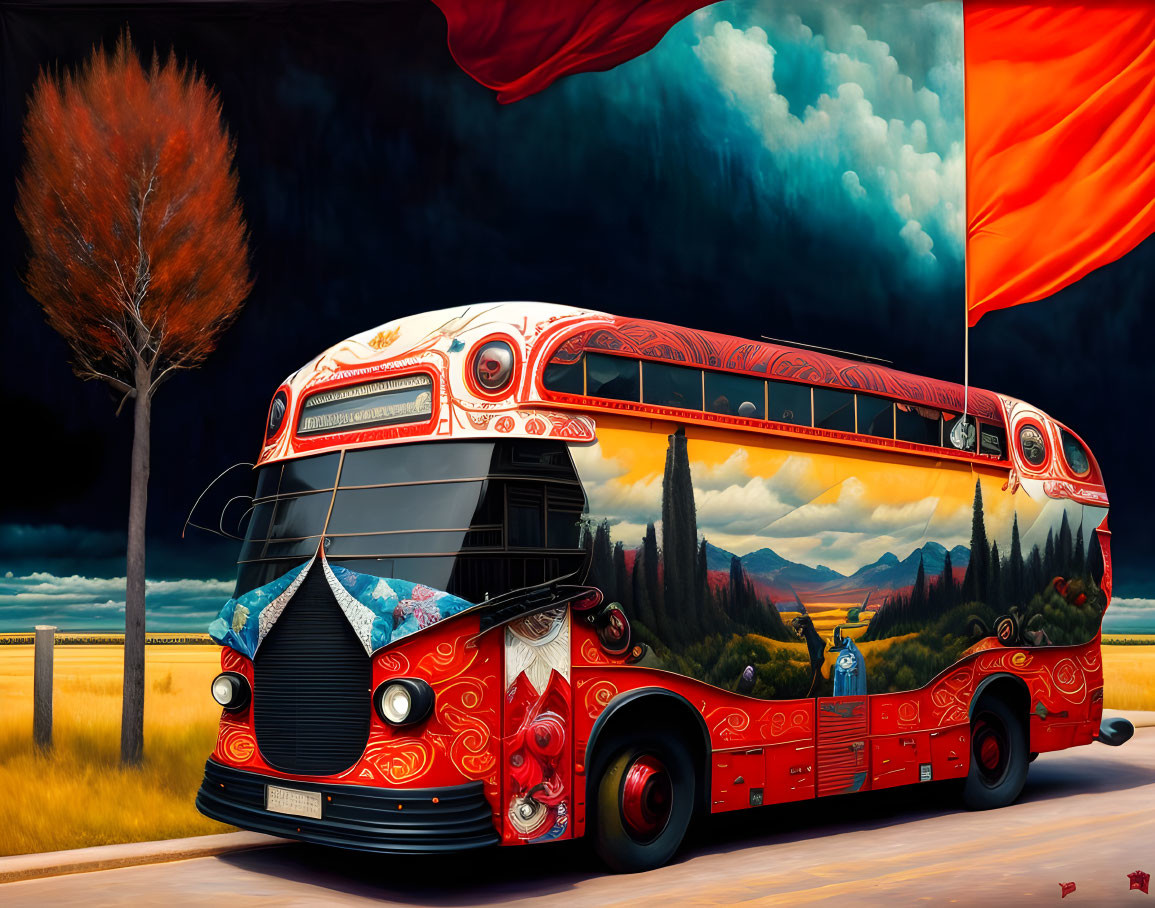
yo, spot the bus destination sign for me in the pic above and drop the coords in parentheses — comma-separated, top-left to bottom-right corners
(297, 374, 433, 436)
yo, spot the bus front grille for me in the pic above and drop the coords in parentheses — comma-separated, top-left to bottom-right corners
(253, 566, 371, 776)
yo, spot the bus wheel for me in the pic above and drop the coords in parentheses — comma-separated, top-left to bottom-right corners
(962, 697, 1028, 810)
(593, 730, 694, 873)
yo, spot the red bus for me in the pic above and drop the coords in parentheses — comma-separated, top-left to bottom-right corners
(197, 302, 1131, 871)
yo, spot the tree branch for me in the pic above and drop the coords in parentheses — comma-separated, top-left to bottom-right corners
(75, 367, 135, 396)
(114, 385, 137, 416)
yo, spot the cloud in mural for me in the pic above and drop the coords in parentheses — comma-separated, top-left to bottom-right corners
(573, 439, 979, 575)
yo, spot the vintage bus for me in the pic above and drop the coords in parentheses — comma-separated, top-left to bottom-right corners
(196, 302, 1131, 871)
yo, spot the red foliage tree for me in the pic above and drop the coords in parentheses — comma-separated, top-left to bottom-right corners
(16, 33, 251, 764)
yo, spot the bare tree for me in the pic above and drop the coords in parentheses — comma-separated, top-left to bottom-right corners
(16, 32, 252, 764)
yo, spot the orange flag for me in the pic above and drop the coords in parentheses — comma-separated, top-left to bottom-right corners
(965, 3, 1155, 326)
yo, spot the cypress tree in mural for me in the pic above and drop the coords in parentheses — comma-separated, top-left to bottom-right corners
(989, 541, 1003, 608)
(1073, 523, 1086, 575)
(662, 428, 700, 644)
(912, 555, 927, 619)
(1009, 513, 1025, 604)
(590, 520, 614, 594)
(643, 523, 664, 639)
(696, 538, 712, 628)
(613, 541, 631, 611)
(1045, 528, 1056, 581)
(632, 545, 657, 635)
(1087, 529, 1104, 582)
(1028, 544, 1045, 593)
(728, 556, 749, 625)
(940, 549, 954, 603)
(962, 480, 989, 603)
(1058, 511, 1073, 575)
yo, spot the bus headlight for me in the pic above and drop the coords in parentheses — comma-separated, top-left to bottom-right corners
(374, 678, 435, 727)
(211, 672, 251, 710)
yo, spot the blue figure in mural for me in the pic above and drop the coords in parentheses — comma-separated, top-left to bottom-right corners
(831, 629, 866, 697)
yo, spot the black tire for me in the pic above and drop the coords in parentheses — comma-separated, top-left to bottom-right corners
(591, 729, 695, 873)
(962, 696, 1028, 810)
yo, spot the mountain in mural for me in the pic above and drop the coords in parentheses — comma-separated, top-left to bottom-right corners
(705, 542, 843, 586)
(840, 542, 970, 592)
(703, 540, 970, 599)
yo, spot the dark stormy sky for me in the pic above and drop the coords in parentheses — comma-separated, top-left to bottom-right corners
(1, 1, 1152, 631)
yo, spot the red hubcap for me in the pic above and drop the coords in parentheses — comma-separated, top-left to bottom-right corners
(980, 735, 1001, 771)
(621, 755, 672, 843)
(973, 714, 1009, 785)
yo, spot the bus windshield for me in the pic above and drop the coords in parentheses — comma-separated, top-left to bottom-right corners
(235, 441, 494, 597)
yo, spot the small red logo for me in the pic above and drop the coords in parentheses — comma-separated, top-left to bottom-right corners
(1060, 882, 1076, 898)
(1129, 870, 1150, 894)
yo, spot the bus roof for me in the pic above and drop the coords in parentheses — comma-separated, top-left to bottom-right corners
(539, 309, 1005, 423)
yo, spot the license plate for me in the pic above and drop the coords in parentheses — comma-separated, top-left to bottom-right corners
(266, 785, 322, 819)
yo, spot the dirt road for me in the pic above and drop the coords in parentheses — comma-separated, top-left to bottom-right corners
(5, 728, 1153, 906)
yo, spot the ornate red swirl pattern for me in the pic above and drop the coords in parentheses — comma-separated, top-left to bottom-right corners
(897, 699, 920, 726)
(417, 631, 479, 681)
(220, 647, 249, 674)
(578, 637, 611, 665)
(761, 706, 811, 741)
(707, 707, 751, 743)
(929, 666, 975, 726)
(583, 679, 618, 719)
(376, 650, 412, 675)
(216, 721, 258, 766)
(362, 737, 434, 784)
(1052, 657, 1087, 699)
(439, 679, 497, 777)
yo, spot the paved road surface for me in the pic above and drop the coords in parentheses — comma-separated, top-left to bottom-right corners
(5, 728, 1154, 906)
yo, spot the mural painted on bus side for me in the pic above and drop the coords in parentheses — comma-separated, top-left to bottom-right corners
(572, 416, 1108, 699)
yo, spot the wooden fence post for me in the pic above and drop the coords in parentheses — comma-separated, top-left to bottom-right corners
(34, 625, 55, 749)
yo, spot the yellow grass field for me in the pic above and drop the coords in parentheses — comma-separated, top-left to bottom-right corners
(1102, 640, 1155, 711)
(0, 645, 230, 857)
(0, 637, 1151, 857)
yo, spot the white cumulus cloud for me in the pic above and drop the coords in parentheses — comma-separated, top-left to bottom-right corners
(691, 5, 963, 270)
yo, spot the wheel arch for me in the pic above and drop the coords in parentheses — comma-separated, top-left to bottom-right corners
(584, 687, 711, 815)
(969, 672, 1031, 724)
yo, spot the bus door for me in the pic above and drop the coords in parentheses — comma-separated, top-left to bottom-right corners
(816, 696, 870, 797)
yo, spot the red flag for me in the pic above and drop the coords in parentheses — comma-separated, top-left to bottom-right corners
(1129, 870, 1151, 894)
(965, 3, 1155, 325)
(1060, 882, 1076, 898)
(429, 0, 712, 103)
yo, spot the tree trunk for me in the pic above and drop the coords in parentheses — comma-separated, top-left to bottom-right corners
(120, 368, 151, 765)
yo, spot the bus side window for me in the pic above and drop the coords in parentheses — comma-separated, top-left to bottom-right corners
(704, 371, 765, 418)
(857, 394, 894, 438)
(814, 387, 855, 432)
(643, 361, 703, 410)
(768, 380, 811, 425)
(585, 353, 640, 401)
(543, 357, 584, 395)
(896, 403, 942, 446)
(979, 421, 1007, 458)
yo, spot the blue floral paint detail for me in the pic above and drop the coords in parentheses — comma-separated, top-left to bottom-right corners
(209, 560, 475, 658)
(208, 561, 311, 658)
(328, 564, 474, 653)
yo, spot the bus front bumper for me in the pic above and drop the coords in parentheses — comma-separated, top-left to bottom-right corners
(195, 759, 499, 853)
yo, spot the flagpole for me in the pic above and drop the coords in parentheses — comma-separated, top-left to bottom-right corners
(959, 0, 971, 449)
